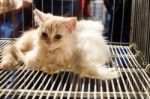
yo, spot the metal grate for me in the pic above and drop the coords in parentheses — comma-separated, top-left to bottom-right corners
(0, 40, 150, 99)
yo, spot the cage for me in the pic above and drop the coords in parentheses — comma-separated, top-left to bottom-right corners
(0, 0, 150, 99)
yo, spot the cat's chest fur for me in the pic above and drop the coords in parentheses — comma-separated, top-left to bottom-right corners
(48, 48, 74, 66)
(38, 45, 76, 68)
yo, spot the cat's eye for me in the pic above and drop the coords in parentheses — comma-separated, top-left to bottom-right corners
(54, 34, 62, 40)
(42, 32, 48, 38)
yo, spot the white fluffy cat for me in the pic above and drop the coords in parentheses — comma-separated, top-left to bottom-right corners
(1, 9, 119, 80)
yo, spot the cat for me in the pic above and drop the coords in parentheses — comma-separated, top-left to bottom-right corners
(1, 9, 120, 80)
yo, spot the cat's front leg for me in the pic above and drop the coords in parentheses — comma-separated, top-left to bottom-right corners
(24, 49, 41, 70)
(1, 54, 18, 70)
(41, 64, 62, 74)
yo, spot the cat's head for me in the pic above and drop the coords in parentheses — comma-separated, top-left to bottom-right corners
(35, 11, 77, 51)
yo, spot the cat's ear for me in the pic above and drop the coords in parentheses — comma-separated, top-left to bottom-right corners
(33, 9, 53, 25)
(63, 17, 77, 33)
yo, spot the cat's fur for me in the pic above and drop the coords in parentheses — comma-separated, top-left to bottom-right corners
(1, 9, 119, 79)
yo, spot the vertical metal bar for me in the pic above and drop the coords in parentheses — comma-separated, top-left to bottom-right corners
(22, 1, 24, 32)
(111, 79, 117, 98)
(60, 72, 71, 99)
(141, 0, 146, 58)
(87, 78, 91, 99)
(42, 0, 43, 11)
(144, 0, 150, 63)
(120, 0, 125, 43)
(80, 77, 85, 99)
(102, 0, 105, 23)
(100, 80, 103, 98)
(142, 0, 146, 54)
(71, 0, 74, 17)
(137, 0, 140, 47)
(12, 6, 15, 38)
(138, 0, 142, 49)
(110, 0, 116, 43)
(138, 0, 142, 50)
(73, 75, 80, 99)
(46, 72, 61, 99)
(32, 0, 34, 28)
(67, 73, 76, 99)
(51, 0, 53, 14)
(61, 0, 63, 16)
(90, 0, 94, 20)
(53, 72, 66, 98)
(134, 0, 138, 47)
(105, 80, 110, 99)
(81, 0, 84, 19)
(2, 0, 6, 38)
(130, 0, 135, 43)
(94, 79, 97, 99)
(148, 3, 150, 63)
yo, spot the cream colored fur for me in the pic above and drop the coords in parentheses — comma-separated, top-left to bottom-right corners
(1, 9, 119, 80)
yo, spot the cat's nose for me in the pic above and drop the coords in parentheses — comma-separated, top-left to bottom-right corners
(48, 41, 53, 44)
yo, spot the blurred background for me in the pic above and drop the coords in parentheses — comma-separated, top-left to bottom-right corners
(0, 0, 132, 43)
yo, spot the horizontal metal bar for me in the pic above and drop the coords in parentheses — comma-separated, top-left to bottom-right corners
(0, 90, 149, 98)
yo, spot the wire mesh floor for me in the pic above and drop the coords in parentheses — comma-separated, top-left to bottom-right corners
(0, 40, 150, 99)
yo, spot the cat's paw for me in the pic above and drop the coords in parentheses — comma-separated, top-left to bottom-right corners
(94, 66, 120, 80)
(41, 64, 62, 74)
(24, 58, 37, 70)
(24, 50, 39, 70)
(1, 59, 18, 70)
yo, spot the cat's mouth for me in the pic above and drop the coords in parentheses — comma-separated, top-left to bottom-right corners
(46, 43, 57, 51)
(46, 40, 61, 51)
(48, 46, 60, 52)
(47, 43, 53, 48)
(47, 43, 52, 46)
(46, 41, 53, 47)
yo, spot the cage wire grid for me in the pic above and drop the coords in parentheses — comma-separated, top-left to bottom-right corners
(0, 0, 150, 98)
(0, 40, 150, 99)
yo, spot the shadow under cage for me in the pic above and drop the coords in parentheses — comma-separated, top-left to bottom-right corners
(0, 0, 150, 98)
